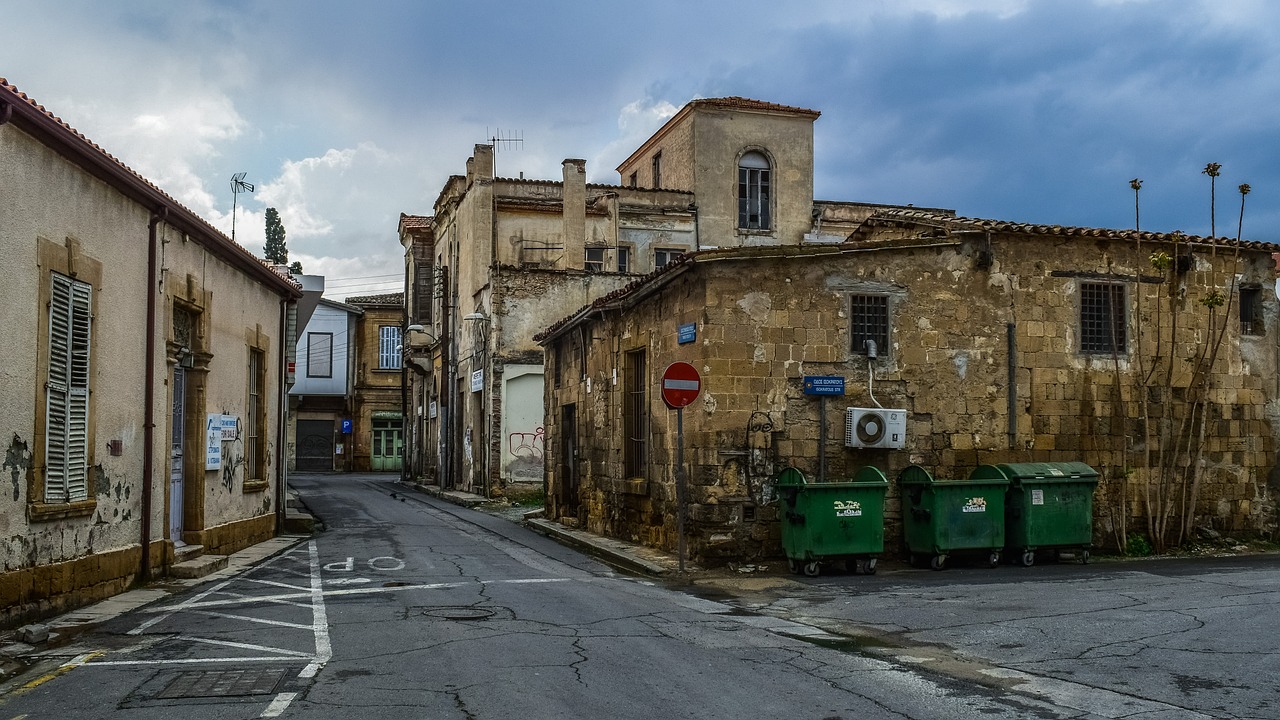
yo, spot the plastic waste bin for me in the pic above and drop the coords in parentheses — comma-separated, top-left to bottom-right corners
(898, 465, 1008, 570)
(776, 466, 888, 577)
(969, 462, 1098, 566)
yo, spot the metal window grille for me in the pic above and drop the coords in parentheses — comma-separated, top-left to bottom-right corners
(45, 272, 92, 503)
(1080, 283, 1126, 354)
(738, 167, 772, 229)
(307, 332, 333, 378)
(623, 350, 647, 478)
(380, 326, 402, 369)
(247, 348, 265, 480)
(850, 295, 889, 355)
(1240, 287, 1264, 336)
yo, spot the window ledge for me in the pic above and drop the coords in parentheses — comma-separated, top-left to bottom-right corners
(28, 499, 97, 522)
(609, 478, 649, 496)
(243, 479, 269, 493)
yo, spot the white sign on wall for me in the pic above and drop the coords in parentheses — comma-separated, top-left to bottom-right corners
(220, 414, 239, 441)
(471, 369, 484, 393)
(205, 414, 223, 471)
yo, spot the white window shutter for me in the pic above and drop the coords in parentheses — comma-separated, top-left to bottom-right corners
(45, 273, 91, 503)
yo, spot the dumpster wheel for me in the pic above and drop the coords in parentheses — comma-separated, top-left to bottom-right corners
(803, 561, 821, 577)
(1080, 550, 1091, 565)
(787, 558, 800, 575)
(1020, 550, 1036, 567)
(854, 558, 878, 575)
(987, 551, 1001, 568)
(929, 555, 947, 571)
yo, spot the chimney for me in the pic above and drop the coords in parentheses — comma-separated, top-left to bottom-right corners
(562, 159, 587, 270)
(474, 144, 495, 181)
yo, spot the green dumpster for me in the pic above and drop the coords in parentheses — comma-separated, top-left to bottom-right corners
(776, 466, 888, 577)
(970, 462, 1099, 566)
(899, 465, 1008, 570)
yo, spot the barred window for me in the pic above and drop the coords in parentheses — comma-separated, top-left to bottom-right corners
(247, 348, 266, 480)
(1240, 287, 1264, 336)
(850, 295, 890, 356)
(1080, 282, 1127, 354)
(623, 349, 647, 479)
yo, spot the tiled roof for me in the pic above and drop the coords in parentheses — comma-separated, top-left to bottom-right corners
(861, 208, 1280, 252)
(690, 96, 821, 118)
(0, 77, 299, 297)
(345, 291, 404, 306)
(399, 214, 432, 229)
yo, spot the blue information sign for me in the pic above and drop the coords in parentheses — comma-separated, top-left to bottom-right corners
(803, 375, 846, 396)
(678, 322, 697, 345)
(342, 419, 353, 434)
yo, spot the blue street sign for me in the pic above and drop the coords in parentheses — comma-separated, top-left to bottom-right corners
(803, 375, 845, 396)
(342, 419, 353, 434)
(678, 322, 697, 345)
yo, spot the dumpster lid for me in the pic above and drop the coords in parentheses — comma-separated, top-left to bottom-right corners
(850, 465, 889, 486)
(776, 467, 808, 487)
(973, 462, 1098, 484)
(898, 465, 935, 485)
(900, 464, 1010, 487)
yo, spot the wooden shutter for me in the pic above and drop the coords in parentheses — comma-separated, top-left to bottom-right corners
(46, 273, 91, 502)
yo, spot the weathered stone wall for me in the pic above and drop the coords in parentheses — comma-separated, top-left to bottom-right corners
(545, 236, 1279, 562)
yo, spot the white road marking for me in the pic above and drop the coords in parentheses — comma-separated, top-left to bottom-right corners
(176, 636, 314, 658)
(300, 540, 333, 679)
(246, 577, 313, 592)
(187, 609, 314, 630)
(261, 691, 298, 717)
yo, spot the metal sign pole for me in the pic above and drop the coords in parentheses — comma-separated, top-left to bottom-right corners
(676, 406, 686, 575)
(819, 395, 827, 483)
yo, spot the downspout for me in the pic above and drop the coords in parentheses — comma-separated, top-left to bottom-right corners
(277, 299, 288, 534)
(142, 207, 167, 581)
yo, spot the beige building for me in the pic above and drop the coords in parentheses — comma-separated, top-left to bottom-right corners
(346, 292, 406, 473)
(400, 98, 886, 497)
(1, 78, 301, 628)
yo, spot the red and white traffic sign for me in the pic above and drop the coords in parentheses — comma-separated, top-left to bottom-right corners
(661, 362, 701, 408)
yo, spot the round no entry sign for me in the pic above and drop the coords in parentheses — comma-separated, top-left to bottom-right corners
(661, 362, 702, 408)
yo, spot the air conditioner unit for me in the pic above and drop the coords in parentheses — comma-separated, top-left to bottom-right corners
(845, 407, 907, 449)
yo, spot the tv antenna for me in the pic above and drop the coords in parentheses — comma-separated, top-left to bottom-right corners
(230, 172, 255, 244)
(484, 128, 524, 177)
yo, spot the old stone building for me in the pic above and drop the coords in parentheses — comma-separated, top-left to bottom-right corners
(399, 98, 918, 497)
(1, 78, 301, 627)
(538, 224, 1279, 562)
(288, 297, 362, 472)
(346, 292, 406, 472)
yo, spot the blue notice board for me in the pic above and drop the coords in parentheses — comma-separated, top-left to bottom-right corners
(678, 322, 697, 344)
(803, 375, 845, 396)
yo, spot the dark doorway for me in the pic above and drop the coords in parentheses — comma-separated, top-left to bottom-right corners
(297, 419, 335, 471)
(559, 404, 579, 516)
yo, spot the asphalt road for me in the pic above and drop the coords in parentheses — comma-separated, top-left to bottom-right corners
(2, 472, 1276, 719)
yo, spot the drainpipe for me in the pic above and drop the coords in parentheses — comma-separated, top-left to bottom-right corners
(277, 300, 289, 534)
(142, 208, 167, 581)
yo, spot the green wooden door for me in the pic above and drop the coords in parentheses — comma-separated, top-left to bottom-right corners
(371, 419, 403, 472)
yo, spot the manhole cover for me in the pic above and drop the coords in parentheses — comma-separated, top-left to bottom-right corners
(157, 668, 287, 699)
(422, 607, 496, 621)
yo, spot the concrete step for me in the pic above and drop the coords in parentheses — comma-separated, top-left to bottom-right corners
(173, 544, 205, 563)
(284, 509, 316, 534)
(170, 554, 229, 579)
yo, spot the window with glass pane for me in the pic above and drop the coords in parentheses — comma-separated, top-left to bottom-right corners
(307, 332, 333, 377)
(585, 247, 605, 273)
(738, 151, 771, 230)
(1080, 282, 1127, 354)
(617, 246, 632, 273)
(380, 326, 402, 369)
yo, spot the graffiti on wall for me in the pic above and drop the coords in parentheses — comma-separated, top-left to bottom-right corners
(508, 427, 545, 459)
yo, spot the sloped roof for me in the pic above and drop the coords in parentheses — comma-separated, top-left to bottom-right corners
(859, 208, 1280, 252)
(0, 77, 300, 298)
(687, 96, 821, 118)
(537, 213, 1280, 345)
(345, 291, 404, 306)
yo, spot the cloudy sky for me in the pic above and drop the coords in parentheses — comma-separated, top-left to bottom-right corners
(5, 0, 1278, 299)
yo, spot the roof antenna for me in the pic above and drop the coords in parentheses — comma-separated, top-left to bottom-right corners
(484, 128, 524, 177)
(230, 172, 255, 244)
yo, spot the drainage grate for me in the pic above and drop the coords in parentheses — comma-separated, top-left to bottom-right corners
(157, 668, 287, 699)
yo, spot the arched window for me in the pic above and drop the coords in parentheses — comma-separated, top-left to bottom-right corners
(738, 151, 771, 230)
